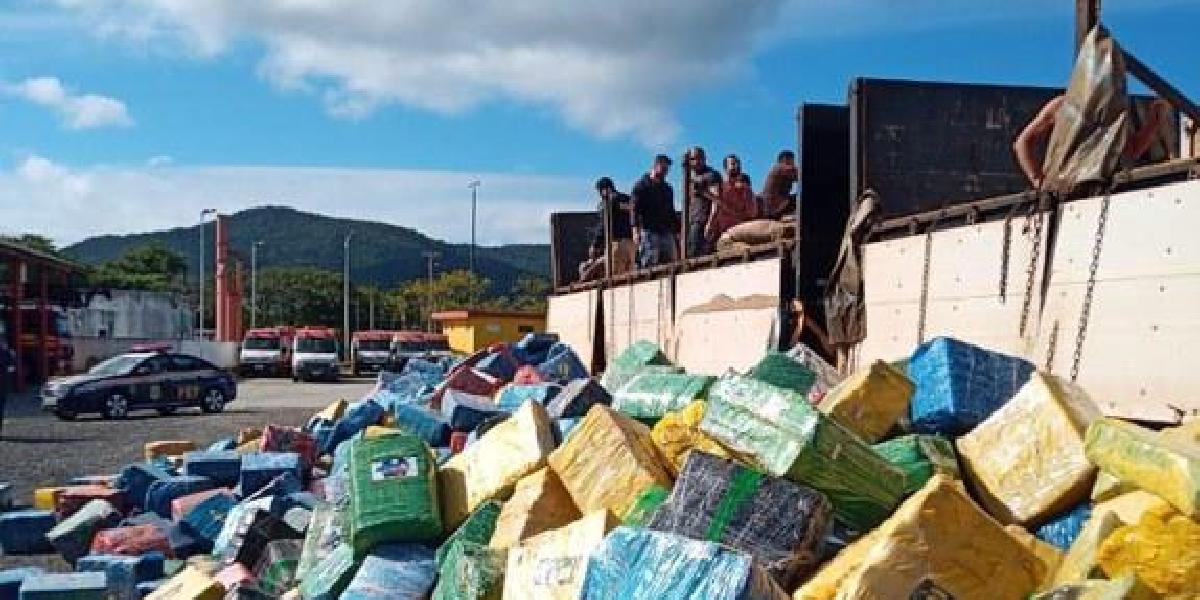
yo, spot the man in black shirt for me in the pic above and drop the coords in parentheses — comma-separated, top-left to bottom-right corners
(630, 154, 679, 269)
(588, 177, 636, 275)
(685, 146, 722, 258)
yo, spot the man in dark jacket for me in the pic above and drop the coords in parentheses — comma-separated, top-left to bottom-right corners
(685, 146, 721, 258)
(589, 177, 636, 275)
(630, 154, 679, 269)
(0, 339, 14, 438)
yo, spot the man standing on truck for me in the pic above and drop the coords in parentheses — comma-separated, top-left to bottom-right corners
(0, 338, 14, 438)
(589, 177, 636, 275)
(707, 154, 758, 244)
(631, 154, 679, 269)
(760, 150, 799, 219)
(685, 146, 722, 258)
(1014, 95, 1173, 189)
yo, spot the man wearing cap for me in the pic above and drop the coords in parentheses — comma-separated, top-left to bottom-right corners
(685, 146, 722, 257)
(589, 177, 636, 275)
(630, 154, 679, 269)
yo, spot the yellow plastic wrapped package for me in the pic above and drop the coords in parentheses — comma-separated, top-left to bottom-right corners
(146, 566, 223, 600)
(957, 373, 1102, 524)
(1085, 418, 1200, 518)
(439, 400, 556, 528)
(1093, 491, 1170, 526)
(313, 399, 348, 423)
(1051, 510, 1125, 587)
(1097, 502, 1200, 598)
(548, 405, 674, 516)
(33, 487, 66, 511)
(489, 467, 581, 550)
(817, 359, 913, 443)
(649, 401, 734, 476)
(1092, 419, 1200, 502)
(794, 474, 1045, 600)
(1005, 524, 1064, 587)
(503, 510, 618, 599)
(363, 425, 401, 438)
(1034, 575, 1157, 600)
(143, 440, 196, 460)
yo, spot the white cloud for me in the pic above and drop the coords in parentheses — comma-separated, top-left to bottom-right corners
(0, 155, 588, 248)
(4, 76, 133, 129)
(47, 0, 784, 146)
(145, 155, 173, 167)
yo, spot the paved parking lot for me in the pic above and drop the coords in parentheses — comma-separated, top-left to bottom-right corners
(0, 375, 377, 570)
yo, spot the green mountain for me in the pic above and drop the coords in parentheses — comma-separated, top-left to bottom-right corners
(62, 206, 550, 294)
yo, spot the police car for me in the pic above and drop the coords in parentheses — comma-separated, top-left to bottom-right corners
(41, 351, 237, 420)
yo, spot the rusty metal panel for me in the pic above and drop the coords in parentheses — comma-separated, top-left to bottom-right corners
(550, 211, 599, 289)
(602, 278, 674, 364)
(673, 258, 785, 375)
(547, 289, 600, 374)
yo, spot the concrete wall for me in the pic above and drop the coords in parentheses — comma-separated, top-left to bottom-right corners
(69, 290, 192, 340)
(71, 337, 239, 372)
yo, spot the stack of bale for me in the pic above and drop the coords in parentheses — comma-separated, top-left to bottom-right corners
(1, 333, 1197, 599)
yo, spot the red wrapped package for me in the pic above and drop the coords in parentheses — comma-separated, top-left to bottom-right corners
(90, 524, 172, 557)
(449, 432, 469, 454)
(432, 368, 502, 410)
(513, 365, 547, 385)
(259, 425, 317, 471)
(56, 485, 126, 520)
(171, 489, 234, 521)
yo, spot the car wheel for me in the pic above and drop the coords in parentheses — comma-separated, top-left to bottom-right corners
(55, 409, 77, 421)
(157, 406, 178, 416)
(102, 393, 130, 420)
(200, 388, 227, 413)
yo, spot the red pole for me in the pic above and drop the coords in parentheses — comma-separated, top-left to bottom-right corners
(39, 271, 48, 381)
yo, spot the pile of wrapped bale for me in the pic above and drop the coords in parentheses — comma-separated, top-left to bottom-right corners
(1, 332, 1197, 599)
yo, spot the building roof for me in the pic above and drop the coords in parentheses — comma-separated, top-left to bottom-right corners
(431, 308, 546, 321)
(0, 238, 84, 273)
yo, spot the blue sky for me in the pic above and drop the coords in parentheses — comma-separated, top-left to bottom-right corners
(1, 0, 1196, 247)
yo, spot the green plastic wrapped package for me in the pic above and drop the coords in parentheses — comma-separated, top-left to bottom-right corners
(749, 352, 817, 396)
(699, 374, 906, 531)
(612, 373, 715, 420)
(298, 543, 358, 600)
(435, 500, 502, 566)
(600, 365, 683, 397)
(296, 501, 342, 582)
(431, 540, 507, 600)
(872, 434, 960, 495)
(621, 485, 671, 527)
(609, 341, 670, 372)
(348, 433, 443, 553)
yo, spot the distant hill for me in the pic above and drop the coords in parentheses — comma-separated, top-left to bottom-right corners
(63, 206, 550, 294)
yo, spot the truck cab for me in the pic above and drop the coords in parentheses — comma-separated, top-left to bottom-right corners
(291, 327, 340, 382)
(351, 330, 395, 377)
(422, 333, 453, 361)
(239, 326, 294, 377)
(387, 330, 432, 373)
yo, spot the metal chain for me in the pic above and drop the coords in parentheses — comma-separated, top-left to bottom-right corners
(1044, 320, 1059, 373)
(999, 208, 1017, 302)
(1071, 192, 1113, 382)
(917, 225, 934, 345)
(1018, 207, 1045, 338)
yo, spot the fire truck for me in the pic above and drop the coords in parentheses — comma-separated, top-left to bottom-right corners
(291, 326, 340, 382)
(350, 330, 396, 376)
(0, 304, 73, 382)
(238, 326, 295, 377)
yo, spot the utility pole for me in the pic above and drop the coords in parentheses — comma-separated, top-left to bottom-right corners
(198, 208, 216, 338)
(468, 180, 480, 283)
(343, 231, 354, 360)
(369, 291, 375, 330)
(251, 241, 263, 329)
(422, 251, 440, 332)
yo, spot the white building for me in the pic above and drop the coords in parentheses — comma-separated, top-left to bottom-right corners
(69, 289, 192, 339)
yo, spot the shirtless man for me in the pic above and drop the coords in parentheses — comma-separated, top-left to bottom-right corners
(1014, 95, 1172, 189)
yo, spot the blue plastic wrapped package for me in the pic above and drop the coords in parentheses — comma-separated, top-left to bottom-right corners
(207, 438, 236, 452)
(16, 572, 107, 600)
(441, 390, 509, 432)
(325, 399, 387, 454)
(47, 499, 122, 564)
(181, 492, 238, 544)
(166, 522, 206, 558)
(513, 333, 560, 365)
(182, 451, 242, 487)
(144, 476, 216, 519)
(537, 345, 589, 383)
(242, 472, 303, 505)
(393, 403, 452, 447)
(342, 543, 437, 600)
(1035, 502, 1093, 550)
(239, 453, 302, 498)
(476, 351, 518, 382)
(495, 383, 562, 412)
(310, 420, 336, 456)
(77, 553, 165, 600)
(581, 527, 790, 599)
(401, 358, 447, 382)
(0, 509, 56, 555)
(556, 418, 584, 444)
(906, 337, 1034, 434)
(298, 543, 358, 600)
(133, 579, 162, 598)
(0, 567, 43, 600)
(547, 378, 611, 419)
(115, 463, 171, 512)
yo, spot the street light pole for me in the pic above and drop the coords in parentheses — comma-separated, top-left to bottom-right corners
(198, 208, 216, 338)
(343, 231, 354, 360)
(468, 180, 480, 279)
(422, 251, 440, 332)
(251, 241, 263, 329)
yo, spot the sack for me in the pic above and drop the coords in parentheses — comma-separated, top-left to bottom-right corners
(906, 337, 1034, 435)
(717, 219, 794, 247)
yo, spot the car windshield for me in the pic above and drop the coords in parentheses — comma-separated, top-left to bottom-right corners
(358, 339, 391, 351)
(427, 339, 451, 352)
(88, 355, 143, 376)
(395, 340, 428, 352)
(244, 337, 280, 350)
(297, 338, 336, 353)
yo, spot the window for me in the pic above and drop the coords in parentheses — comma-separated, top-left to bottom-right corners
(169, 355, 203, 372)
(140, 356, 170, 375)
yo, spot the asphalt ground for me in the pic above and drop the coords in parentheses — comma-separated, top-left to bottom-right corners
(0, 375, 376, 570)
